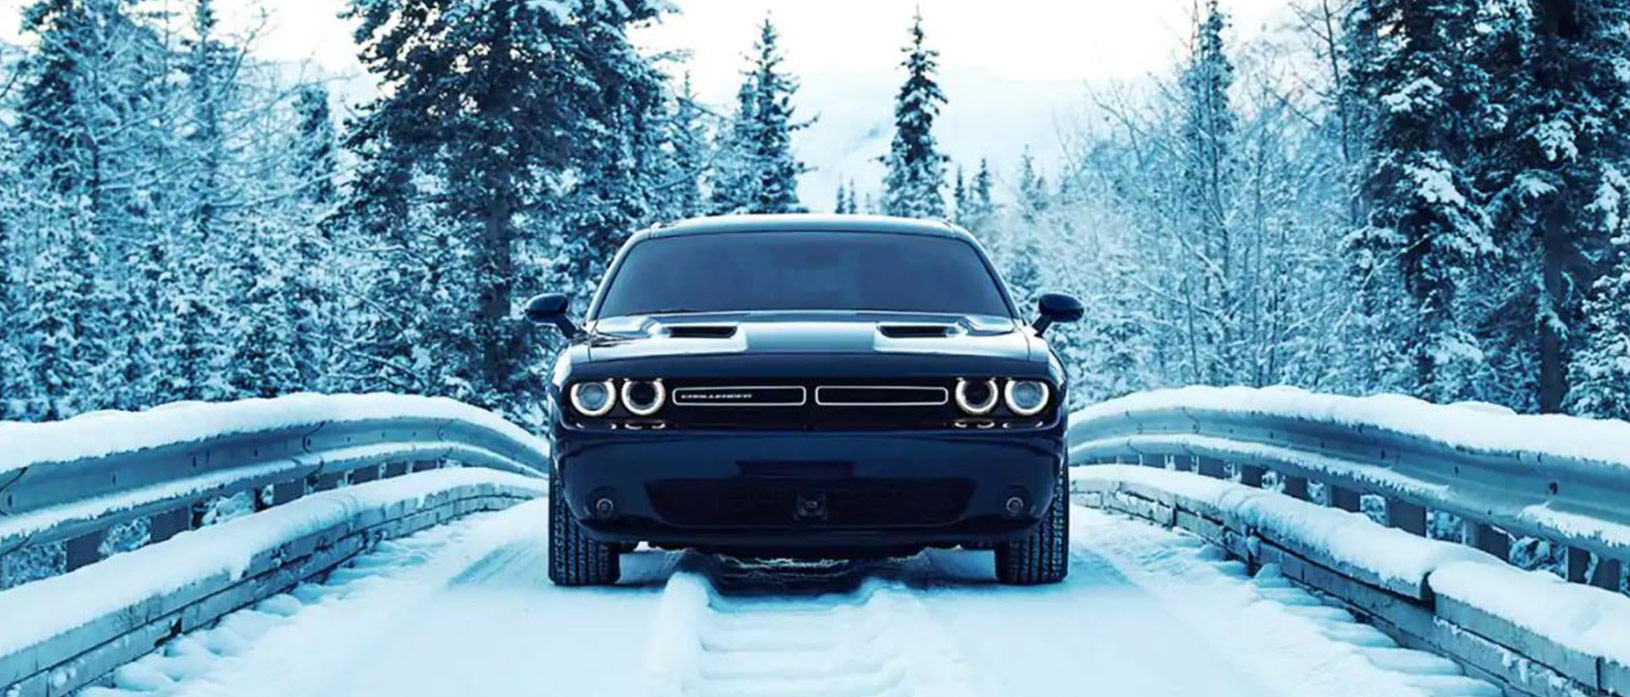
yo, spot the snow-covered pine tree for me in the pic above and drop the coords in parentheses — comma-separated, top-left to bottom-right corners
(1176, 0, 1242, 386)
(882, 10, 948, 220)
(1002, 149, 1047, 304)
(834, 182, 849, 214)
(1569, 166, 1630, 420)
(952, 166, 967, 224)
(671, 73, 708, 220)
(708, 17, 808, 215)
(13, 0, 166, 417)
(288, 83, 339, 391)
(845, 180, 860, 214)
(1478, 0, 1630, 413)
(181, 0, 267, 402)
(1345, 0, 1494, 403)
(746, 18, 807, 214)
(959, 159, 997, 237)
(708, 80, 760, 215)
(340, 0, 668, 414)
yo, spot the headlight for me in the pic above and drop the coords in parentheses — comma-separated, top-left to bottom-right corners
(621, 378, 666, 416)
(569, 380, 616, 417)
(954, 378, 999, 415)
(1004, 379, 1050, 416)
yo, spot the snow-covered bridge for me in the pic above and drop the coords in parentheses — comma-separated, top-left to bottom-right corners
(1, 390, 1627, 697)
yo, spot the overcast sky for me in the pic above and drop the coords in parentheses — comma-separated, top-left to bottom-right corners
(2, 0, 1294, 207)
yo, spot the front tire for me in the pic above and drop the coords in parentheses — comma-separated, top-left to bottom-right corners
(994, 464, 1069, 585)
(549, 480, 621, 586)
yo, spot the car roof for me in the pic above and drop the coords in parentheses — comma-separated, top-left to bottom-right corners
(642, 214, 974, 242)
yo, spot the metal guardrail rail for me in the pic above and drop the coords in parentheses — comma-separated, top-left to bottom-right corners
(0, 394, 550, 588)
(1068, 387, 1629, 593)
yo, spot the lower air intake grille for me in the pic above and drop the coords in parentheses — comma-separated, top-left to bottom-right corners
(648, 478, 973, 527)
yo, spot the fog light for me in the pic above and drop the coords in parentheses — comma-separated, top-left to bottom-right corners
(1004, 496, 1027, 517)
(588, 490, 619, 521)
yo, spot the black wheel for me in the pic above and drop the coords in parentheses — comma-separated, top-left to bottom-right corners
(549, 480, 621, 586)
(995, 464, 1069, 585)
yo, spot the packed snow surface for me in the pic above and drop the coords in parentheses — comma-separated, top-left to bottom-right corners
(1070, 385, 1630, 471)
(56, 499, 1496, 697)
(0, 468, 546, 660)
(0, 393, 549, 472)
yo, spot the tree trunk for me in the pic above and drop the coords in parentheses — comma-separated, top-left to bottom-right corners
(1538, 204, 1568, 412)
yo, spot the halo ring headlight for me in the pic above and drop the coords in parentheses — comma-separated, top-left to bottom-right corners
(1003, 379, 1050, 417)
(569, 380, 617, 417)
(954, 378, 999, 415)
(621, 378, 666, 416)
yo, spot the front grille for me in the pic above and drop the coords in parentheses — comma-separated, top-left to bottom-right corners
(813, 386, 948, 406)
(648, 478, 974, 527)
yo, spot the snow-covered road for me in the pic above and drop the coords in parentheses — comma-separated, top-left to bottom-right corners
(84, 500, 1498, 697)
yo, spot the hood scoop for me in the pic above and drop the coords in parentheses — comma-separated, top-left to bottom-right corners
(665, 325, 738, 339)
(878, 323, 960, 339)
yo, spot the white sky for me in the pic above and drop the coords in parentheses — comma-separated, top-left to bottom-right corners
(2, 0, 1295, 206)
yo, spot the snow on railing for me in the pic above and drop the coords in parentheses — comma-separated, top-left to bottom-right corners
(0, 393, 550, 590)
(1069, 385, 1630, 591)
(1069, 386, 1630, 697)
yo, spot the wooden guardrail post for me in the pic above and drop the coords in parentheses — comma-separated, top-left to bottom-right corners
(1282, 475, 1309, 501)
(1328, 485, 1361, 513)
(1385, 499, 1427, 536)
(1465, 521, 1512, 562)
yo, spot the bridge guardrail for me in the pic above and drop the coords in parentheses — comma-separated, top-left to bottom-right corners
(0, 393, 550, 589)
(1069, 386, 1630, 697)
(1069, 386, 1630, 591)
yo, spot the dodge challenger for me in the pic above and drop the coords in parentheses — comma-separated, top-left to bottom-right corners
(526, 214, 1082, 586)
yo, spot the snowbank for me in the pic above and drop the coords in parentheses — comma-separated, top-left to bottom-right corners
(0, 393, 549, 473)
(0, 467, 545, 660)
(1071, 385, 1630, 471)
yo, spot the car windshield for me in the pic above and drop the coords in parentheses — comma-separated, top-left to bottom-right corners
(593, 231, 1013, 318)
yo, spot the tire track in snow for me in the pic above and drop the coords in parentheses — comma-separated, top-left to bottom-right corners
(644, 556, 983, 697)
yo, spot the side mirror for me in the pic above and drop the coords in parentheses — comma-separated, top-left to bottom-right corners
(525, 293, 580, 338)
(1032, 293, 1083, 336)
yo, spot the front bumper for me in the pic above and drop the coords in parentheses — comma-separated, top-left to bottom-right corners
(552, 427, 1064, 553)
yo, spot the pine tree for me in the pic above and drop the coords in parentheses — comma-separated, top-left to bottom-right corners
(882, 10, 948, 219)
(1176, 0, 1242, 385)
(339, 0, 668, 413)
(834, 181, 849, 214)
(289, 83, 338, 390)
(1006, 149, 1047, 303)
(294, 84, 338, 207)
(671, 73, 707, 220)
(1570, 171, 1630, 419)
(13, 0, 162, 417)
(708, 16, 808, 215)
(1345, 0, 1494, 402)
(178, 0, 238, 402)
(1479, 0, 1630, 412)
(961, 159, 997, 235)
(952, 165, 967, 223)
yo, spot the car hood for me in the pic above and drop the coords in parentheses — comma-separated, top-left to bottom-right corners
(582, 311, 1038, 363)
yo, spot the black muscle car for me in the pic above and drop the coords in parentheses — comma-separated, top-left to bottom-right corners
(526, 214, 1082, 586)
